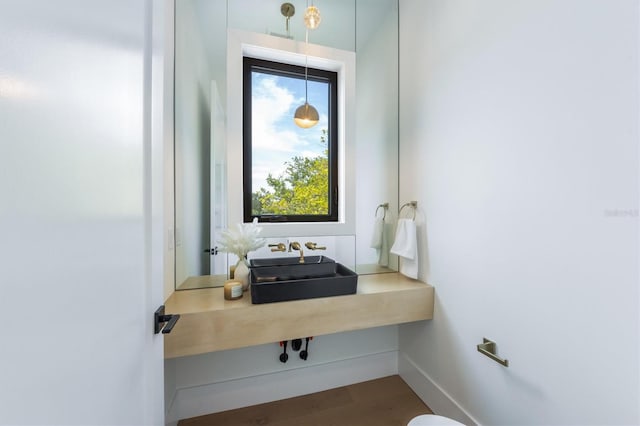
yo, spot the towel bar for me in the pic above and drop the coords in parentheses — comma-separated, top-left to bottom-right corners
(375, 202, 389, 220)
(399, 201, 417, 220)
(477, 338, 509, 367)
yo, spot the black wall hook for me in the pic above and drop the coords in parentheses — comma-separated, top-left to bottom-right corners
(154, 305, 180, 334)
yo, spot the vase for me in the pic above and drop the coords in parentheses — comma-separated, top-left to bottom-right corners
(234, 257, 250, 291)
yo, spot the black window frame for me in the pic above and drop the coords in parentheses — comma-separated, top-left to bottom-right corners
(243, 56, 339, 223)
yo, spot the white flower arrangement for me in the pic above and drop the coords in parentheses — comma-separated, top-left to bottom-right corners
(217, 218, 266, 260)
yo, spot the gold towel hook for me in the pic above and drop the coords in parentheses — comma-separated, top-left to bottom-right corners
(375, 202, 389, 220)
(399, 201, 417, 220)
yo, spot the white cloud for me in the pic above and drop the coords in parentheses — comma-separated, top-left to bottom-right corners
(300, 150, 322, 158)
(319, 112, 328, 128)
(252, 77, 299, 152)
(252, 161, 287, 191)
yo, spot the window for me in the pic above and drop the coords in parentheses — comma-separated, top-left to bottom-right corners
(243, 57, 338, 223)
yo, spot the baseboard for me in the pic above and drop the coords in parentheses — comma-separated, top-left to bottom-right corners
(399, 352, 480, 426)
(167, 350, 398, 423)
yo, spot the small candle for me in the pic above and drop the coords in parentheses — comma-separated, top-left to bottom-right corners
(224, 280, 243, 300)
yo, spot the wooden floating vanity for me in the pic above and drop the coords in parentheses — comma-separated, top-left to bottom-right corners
(164, 273, 434, 359)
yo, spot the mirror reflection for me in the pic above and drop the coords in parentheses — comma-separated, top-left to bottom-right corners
(174, 0, 399, 290)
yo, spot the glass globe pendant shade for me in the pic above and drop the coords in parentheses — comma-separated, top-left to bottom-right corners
(304, 5, 321, 29)
(294, 102, 319, 128)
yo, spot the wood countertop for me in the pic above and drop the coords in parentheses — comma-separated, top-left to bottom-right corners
(164, 273, 434, 359)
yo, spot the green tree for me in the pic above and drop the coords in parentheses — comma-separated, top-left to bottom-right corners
(253, 129, 329, 216)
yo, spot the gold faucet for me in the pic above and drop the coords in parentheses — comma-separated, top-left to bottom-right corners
(269, 243, 287, 252)
(305, 242, 326, 250)
(288, 241, 305, 263)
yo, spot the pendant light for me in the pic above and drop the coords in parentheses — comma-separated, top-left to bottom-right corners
(293, 102, 319, 128)
(293, 33, 319, 129)
(304, 3, 321, 30)
(294, 1, 321, 129)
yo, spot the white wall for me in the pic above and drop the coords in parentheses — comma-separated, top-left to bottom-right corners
(398, 0, 639, 425)
(165, 326, 399, 421)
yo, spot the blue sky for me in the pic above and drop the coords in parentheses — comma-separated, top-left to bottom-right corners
(251, 71, 329, 192)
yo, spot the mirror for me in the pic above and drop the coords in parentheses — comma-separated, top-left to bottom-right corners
(174, 0, 398, 290)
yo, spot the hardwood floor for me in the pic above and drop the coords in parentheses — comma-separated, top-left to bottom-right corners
(178, 375, 433, 426)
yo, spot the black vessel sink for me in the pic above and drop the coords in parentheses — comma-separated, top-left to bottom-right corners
(250, 263, 358, 304)
(249, 255, 337, 280)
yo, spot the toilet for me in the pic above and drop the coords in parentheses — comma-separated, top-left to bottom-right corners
(408, 414, 464, 425)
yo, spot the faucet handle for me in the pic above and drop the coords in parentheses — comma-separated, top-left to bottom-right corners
(305, 242, 326, 250)
(269, 243, 287, 252)
(289, 241, 301, 252)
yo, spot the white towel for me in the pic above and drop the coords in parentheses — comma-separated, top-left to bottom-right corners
(370, 218, 384, 249)
(370, 218, 389, 267)
(390, 218, 418, 279)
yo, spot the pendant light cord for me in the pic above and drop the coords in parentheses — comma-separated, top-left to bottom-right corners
(304, 28, 309, 103)
(304, 0, 310, 103)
